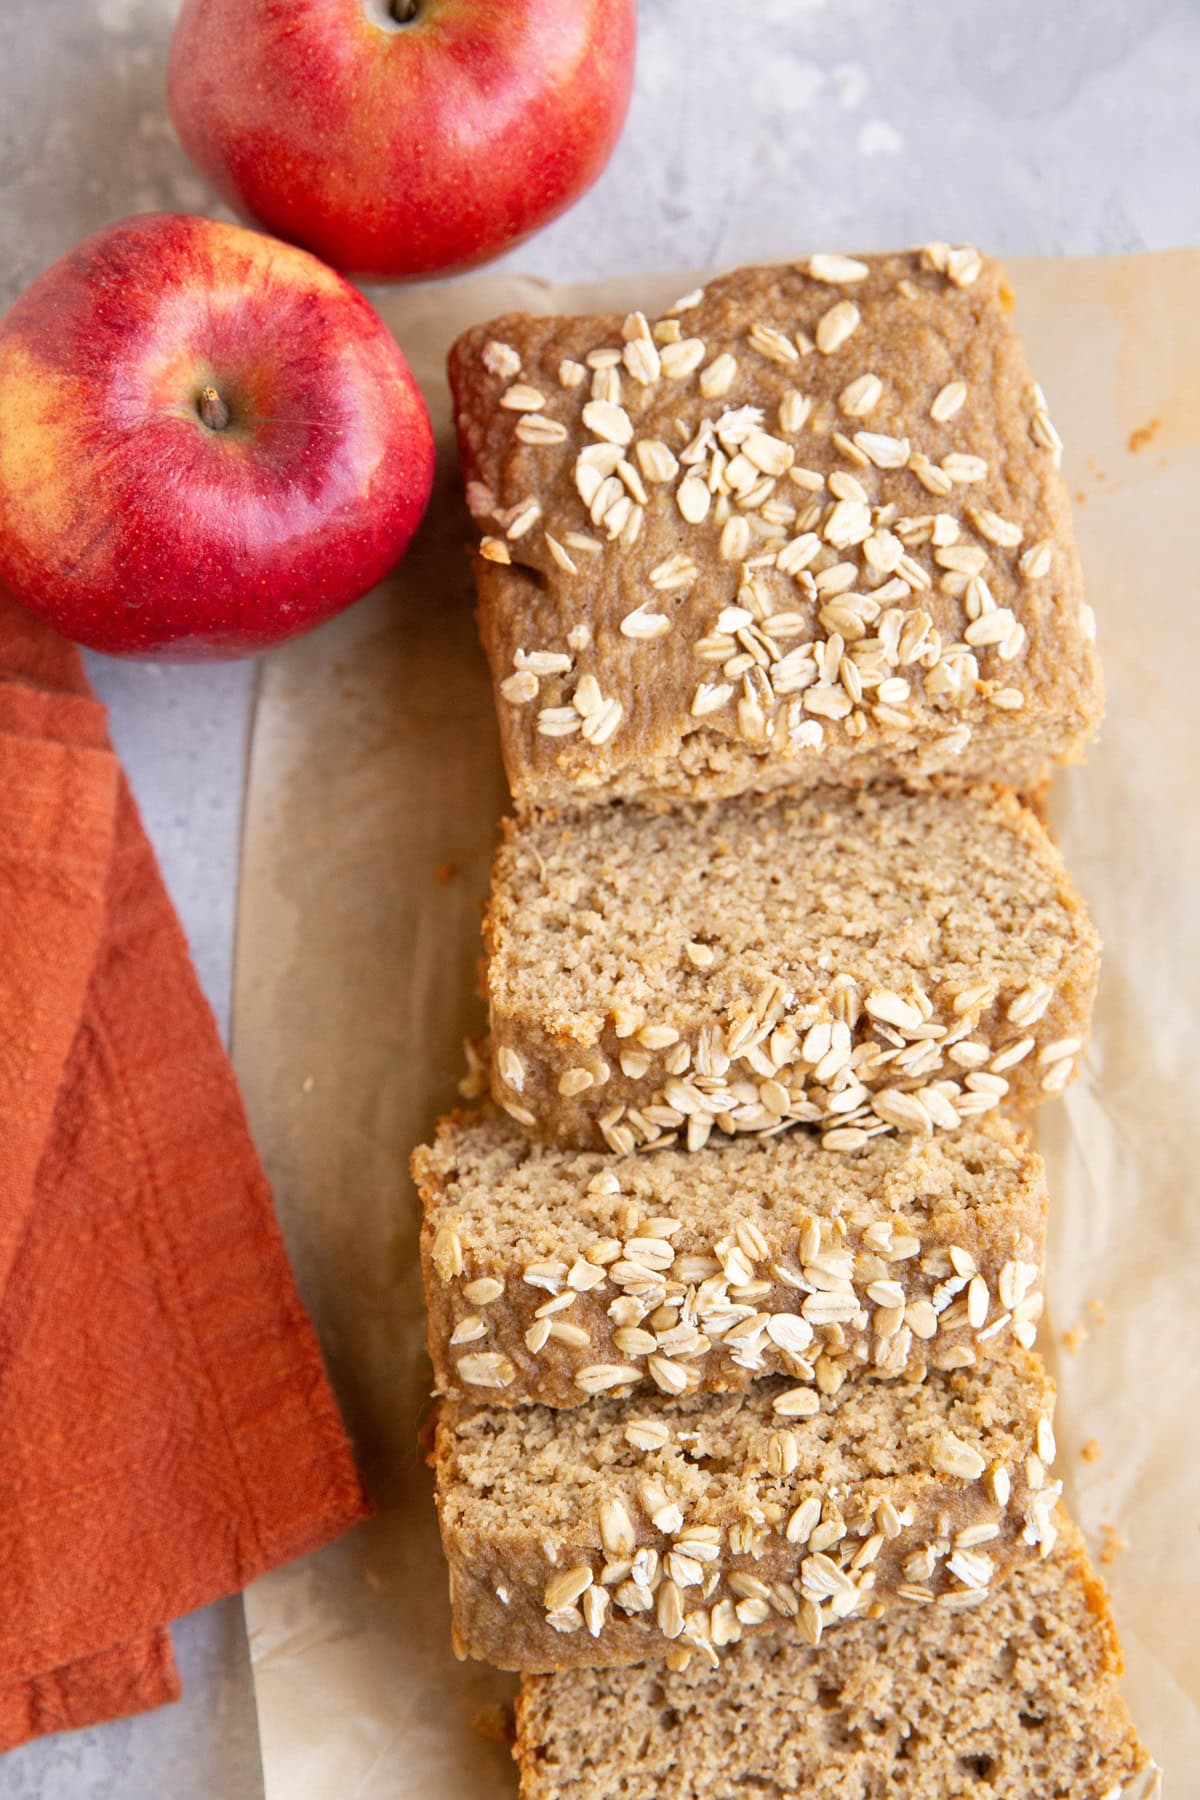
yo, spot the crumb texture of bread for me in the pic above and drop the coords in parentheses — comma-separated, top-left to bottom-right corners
(448, 249, 1103, 812)
(514, 1521, 1158, 1800)
(415, 1110, 1047, 1406)
(435, 1347, 1060, 1671)
(486, 784, 1099, 1151)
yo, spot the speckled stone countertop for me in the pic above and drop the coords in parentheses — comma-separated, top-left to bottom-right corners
(1, 0, 1197, 1794)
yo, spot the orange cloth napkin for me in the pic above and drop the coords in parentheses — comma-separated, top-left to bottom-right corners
(0, 594, 369, 1752)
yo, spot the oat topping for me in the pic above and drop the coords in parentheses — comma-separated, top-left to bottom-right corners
(807, 253, 871, 285)
(482, 339, 521, 379)
(815, 299, 861, 354)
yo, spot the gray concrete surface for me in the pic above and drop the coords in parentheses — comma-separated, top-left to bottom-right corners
(1, 0, 1197, 1794)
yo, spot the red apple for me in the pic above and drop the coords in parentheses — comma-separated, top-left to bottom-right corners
(0, 213, 434, 659)
(167, 0, 636, 281)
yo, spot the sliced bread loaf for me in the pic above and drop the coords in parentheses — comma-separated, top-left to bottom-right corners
(415, 1110, 1046, 1407)
(487, 784, 1098, 1151)
(514, 1518, 1158, 1800)
(434, 1345, 1059, 1672)
(449, 251, 1103, 812)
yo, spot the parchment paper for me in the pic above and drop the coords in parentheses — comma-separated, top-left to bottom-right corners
(232, 253, 1200, 1798)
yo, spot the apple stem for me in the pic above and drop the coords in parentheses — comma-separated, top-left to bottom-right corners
(198, 385, 231, 431)
(389, 0, 420, 19)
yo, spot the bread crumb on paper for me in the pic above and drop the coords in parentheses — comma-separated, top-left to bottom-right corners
(471, 1701, 515, 1746)
(1128, 417, 1161, 454)
(1099, 1524, 1129, 1566)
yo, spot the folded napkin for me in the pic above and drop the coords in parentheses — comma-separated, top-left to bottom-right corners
(0, 594, 369, 1752)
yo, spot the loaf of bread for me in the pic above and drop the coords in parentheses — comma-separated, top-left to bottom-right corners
(415, 1110, 1046, 1407)
(449, 249, 1102, 812)
(514, 1518, 1158, 1800)
(433, 245, 1151, 1788)
(486, 784, 1098, 1152)
(434, 1346, 1059, 1671)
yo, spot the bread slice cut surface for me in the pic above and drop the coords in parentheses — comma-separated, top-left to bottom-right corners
(435, 1345, 1060, 1672)
(514, 1519, 1158, 1800)
(487, 784, 1099, 1151)
(416, 1110, 1046, 1407)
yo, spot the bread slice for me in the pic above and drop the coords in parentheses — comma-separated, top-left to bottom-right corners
(449, 249, 1103, 812)
(486, 784, 1098, 1152)
(434, 1345, 1059, 1672)
(514, 1518, 1158, 1800)
(415, 1110, 1046, 1408)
